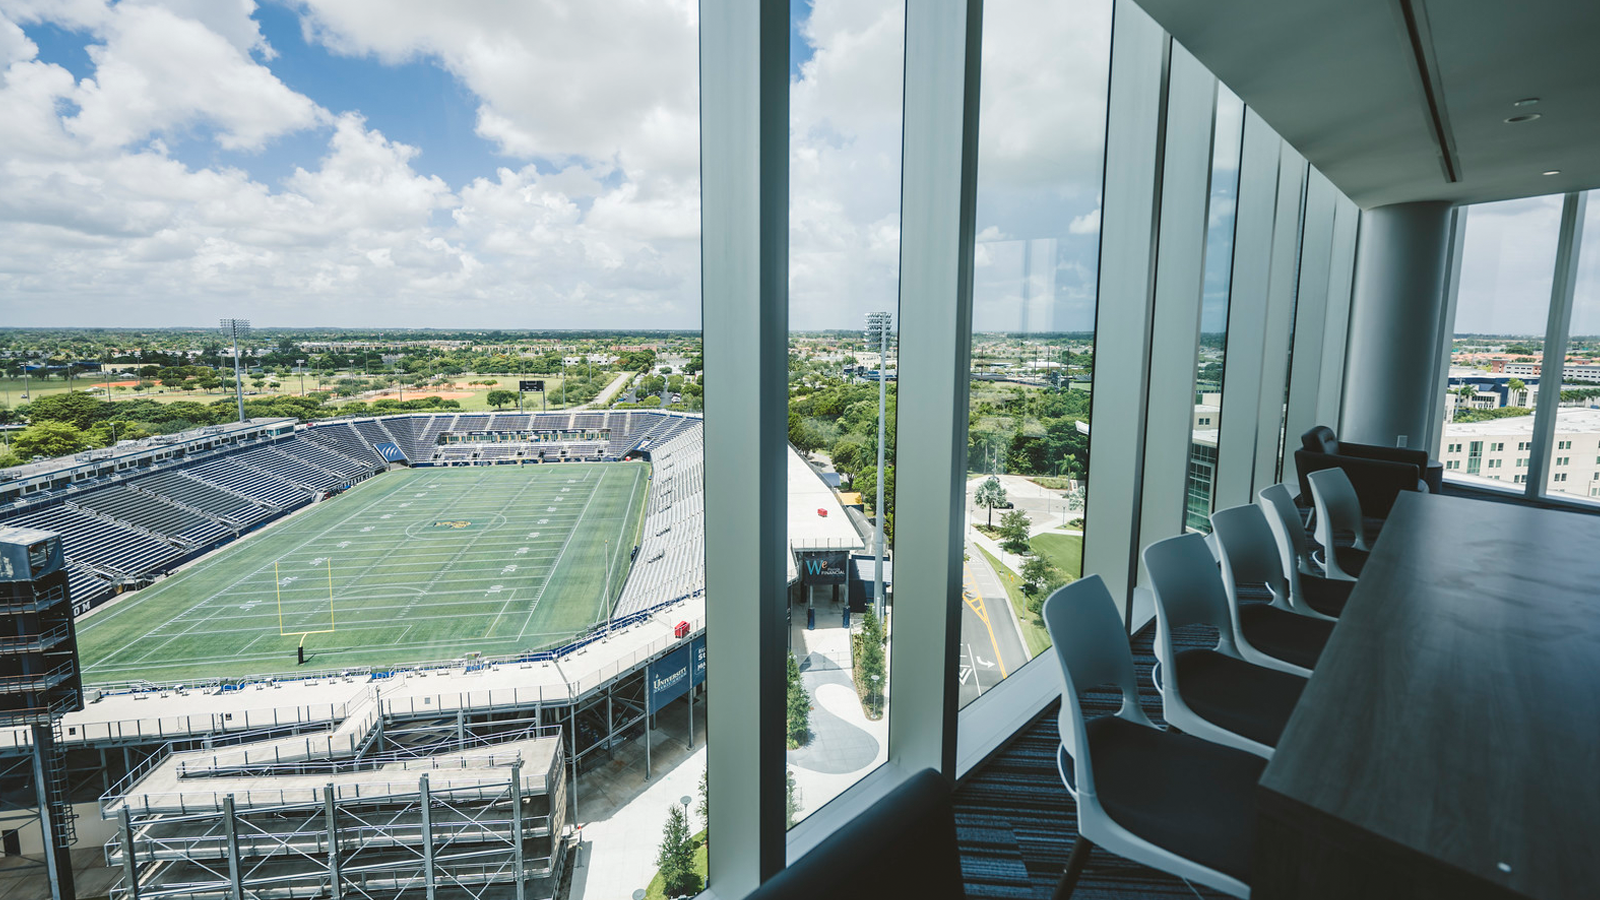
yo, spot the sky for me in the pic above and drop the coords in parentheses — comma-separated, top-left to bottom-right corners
(0, 0, 1126, 332)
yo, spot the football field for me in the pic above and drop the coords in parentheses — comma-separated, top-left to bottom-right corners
(76, 462, 649, 683)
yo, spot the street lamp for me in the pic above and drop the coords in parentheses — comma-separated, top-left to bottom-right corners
(863, 311, 893, 622)
(219, 318, 250, 423)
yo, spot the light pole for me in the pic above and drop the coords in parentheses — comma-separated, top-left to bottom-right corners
(219, 318, 250, 423)
(864, 311, 893, 622)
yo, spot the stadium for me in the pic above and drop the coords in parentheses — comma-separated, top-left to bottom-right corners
(0, 408, 721, 900)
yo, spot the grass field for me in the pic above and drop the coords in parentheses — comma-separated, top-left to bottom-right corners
(76, 463, 650, 683)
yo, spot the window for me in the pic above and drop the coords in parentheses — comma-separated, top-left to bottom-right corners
(1182, 86, 1245, 533)
(1439, 196, 1561, 490)
(1546, 191, 1600, 501)
(785, 0, 908, 824)
(1515, 475, 1528, 484)
(1491, 442, 1505, 452)
(1446, 460, 1460, 470)
(960, 0, 1111, 708)
(1488, 459, 1502, 469)
(1554, 473, 1568, 482)
(1447, 442, 1462, 453)
(1557, 456, 1570, 466)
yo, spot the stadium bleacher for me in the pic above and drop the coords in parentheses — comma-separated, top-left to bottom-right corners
(72, 486, 229, 548)
(135, 471, 270, 527)
(188, 458, 315, 510)
(275, 438, 370, 482)
(11, 504, 182, 579)
(301, 422, 386, 468)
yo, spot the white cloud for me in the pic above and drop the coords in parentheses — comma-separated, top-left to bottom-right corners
(67, 3, 323, 150)
(0, 0, 1125, 331)
(0, 14, 36, 73)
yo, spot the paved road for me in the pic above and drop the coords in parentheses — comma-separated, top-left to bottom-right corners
(582, 371, 636, 409)
(957, 543, 1030, 707)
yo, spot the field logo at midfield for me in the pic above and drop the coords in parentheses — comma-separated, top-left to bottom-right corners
(434, 520, 473, 529)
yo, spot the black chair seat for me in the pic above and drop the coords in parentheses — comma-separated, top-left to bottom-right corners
(1174, 649, 1305, 747)
(1302, 574, 1354, 617)
(1239, 604, 1333, 670)
(1333, 546, 1369, 576)
(1081, 716, 1267, 882)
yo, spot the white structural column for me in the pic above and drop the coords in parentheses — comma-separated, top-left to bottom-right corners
(1081, 0, 1169, 615)
(1341, 201, 1455, 447)
(1135, 42, 1216, 558)
(887, 0, 984, 780)
(1312, 193, 1361, 435)
(1281, 170, 1341, 487)
(1426, 210, 1468, 458)
(700, 0, 790, 891)
(1211, 109, 1286, 509)
(1249, 143, 1309, 492)
(1528, 193, 1587, 496)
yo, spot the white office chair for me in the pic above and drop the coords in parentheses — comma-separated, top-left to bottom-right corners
(1210, 504, 1335, 676)
(1257, 483, 1354, 617)
(1042, 576, 1264, 899)
(1142, 534, 1307, 759)
(1306, 468, 1372, 581)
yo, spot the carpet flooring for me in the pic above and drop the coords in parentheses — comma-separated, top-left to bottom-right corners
(953, 622, 1233, 899)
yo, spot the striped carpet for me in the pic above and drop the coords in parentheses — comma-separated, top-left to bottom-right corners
(953, 624, 1230, 900)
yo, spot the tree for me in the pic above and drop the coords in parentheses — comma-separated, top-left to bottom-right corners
(998, 508, 1032, 554)
(13, 421, 89, 459)
(21, 391, 104, 429)
(695, 767, 708, 831)
(853, 608, 887, 719)
(786, 653, 810, 749)
(786, 770, 803, 829)
(1021, 556, 1063, 615)
(974, 475, 1008, 527)
(0, 449, 22, 469)
(655, 804, 699, 897)
(485, 389, 518, 409)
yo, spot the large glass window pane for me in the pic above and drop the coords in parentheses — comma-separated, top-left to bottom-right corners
(784, 0, 905, 826)
(1437, 196, 1562, 491)
(1182, 87, 1244, 532)
(958, 0, 1111, 707)
(0, 5, 707, 900)
(1545, 192, 1600, 502)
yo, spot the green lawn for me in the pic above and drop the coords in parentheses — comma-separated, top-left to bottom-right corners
(975, 545, 1051, 659)
(1029, 532, 1084, 581)
(75, 462, 649, 683)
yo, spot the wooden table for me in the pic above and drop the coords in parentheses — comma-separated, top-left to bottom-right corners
(1255, 491, 1600, 900)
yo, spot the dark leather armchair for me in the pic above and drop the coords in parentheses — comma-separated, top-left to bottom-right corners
(1293, 426, 1434, 520)
(744, 768, 964, 900)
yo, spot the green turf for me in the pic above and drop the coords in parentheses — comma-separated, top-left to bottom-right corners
(76, 462, 650, 683)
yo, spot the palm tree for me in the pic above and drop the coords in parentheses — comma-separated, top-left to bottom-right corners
(974, 475, 1007, 527)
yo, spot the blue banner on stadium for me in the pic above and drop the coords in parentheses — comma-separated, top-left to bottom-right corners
(693, 635, 706, 687)
(374, 442, 408, 463)
(649, 644, 693, 713)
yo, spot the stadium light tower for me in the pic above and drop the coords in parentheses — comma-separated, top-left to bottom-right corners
(864, 311, 893, 621)
(220, 318, 250, 423)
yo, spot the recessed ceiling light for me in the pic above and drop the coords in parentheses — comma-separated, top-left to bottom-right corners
(1544, 170, 1561, 176)
(1513, 98, 1541, 107)
(1506, 114, 1541, 123)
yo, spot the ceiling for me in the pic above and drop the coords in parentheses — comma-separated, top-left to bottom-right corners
(1133, 0, 1600, 208)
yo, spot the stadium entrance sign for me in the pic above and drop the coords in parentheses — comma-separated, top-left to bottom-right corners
(648, 634, 706, 713)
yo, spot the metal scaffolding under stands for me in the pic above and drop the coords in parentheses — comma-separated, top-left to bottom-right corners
(104, 725, 569, 900)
